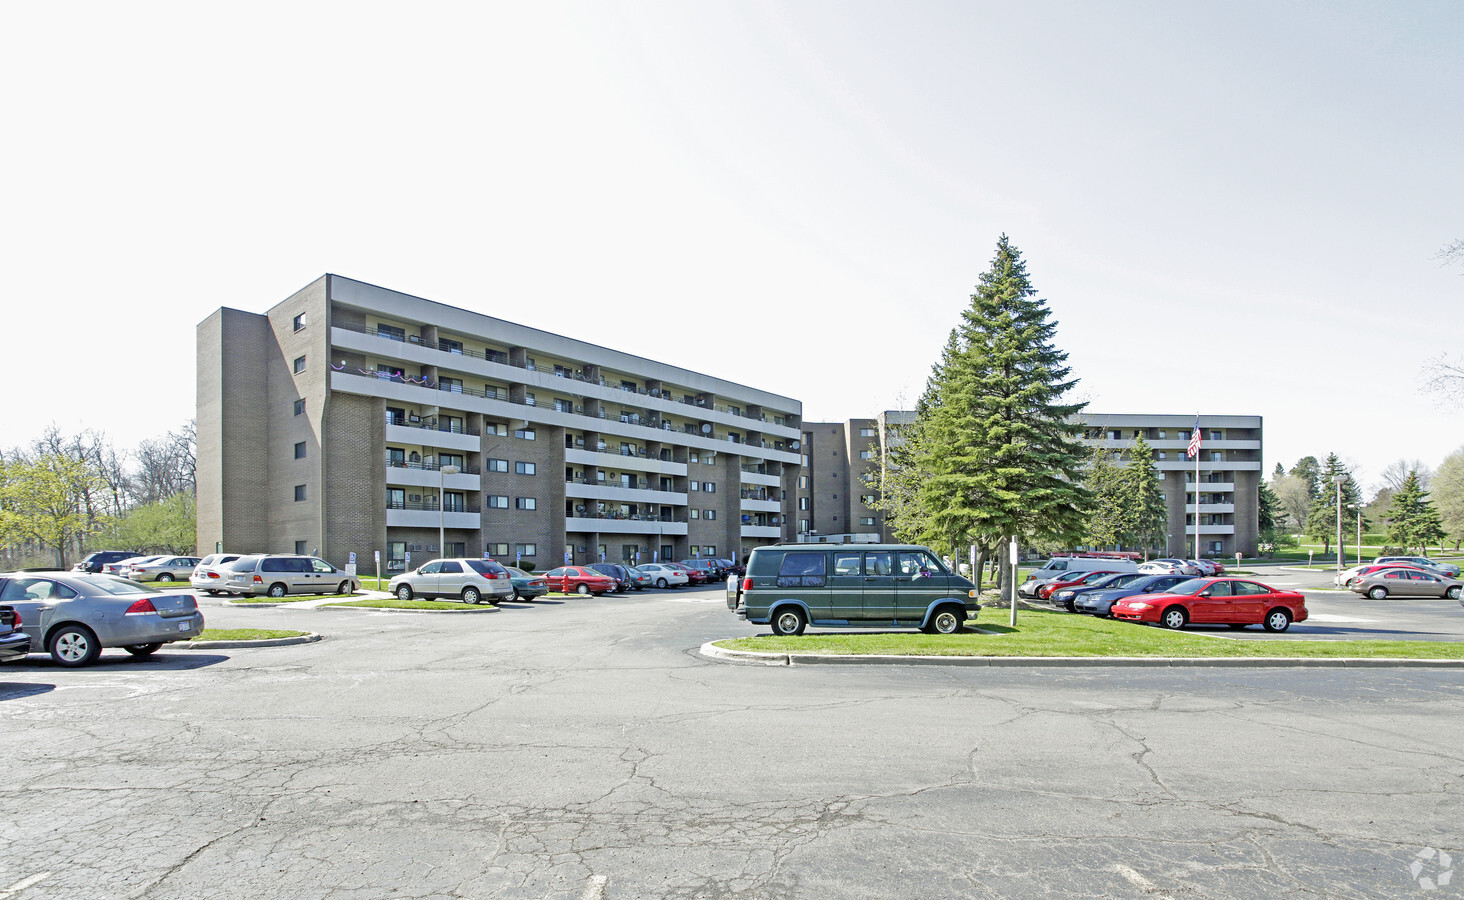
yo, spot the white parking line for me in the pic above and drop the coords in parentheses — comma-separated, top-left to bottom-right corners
(580, 875, 607, 900)
(0, 872, 52, 896)
(1112, 864, 1174, 899)
(1305, 613, 1376, 624)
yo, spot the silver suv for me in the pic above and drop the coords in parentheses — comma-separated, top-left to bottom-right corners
(224, 555, 359, 598)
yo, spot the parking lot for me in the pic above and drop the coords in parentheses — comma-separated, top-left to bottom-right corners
(3, 579, 1462, 899)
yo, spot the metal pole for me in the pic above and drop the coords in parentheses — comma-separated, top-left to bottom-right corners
(1009, 536, 1019, 627)
(1336, 478, 1343, 573)
(1356, 507, 1362, 563)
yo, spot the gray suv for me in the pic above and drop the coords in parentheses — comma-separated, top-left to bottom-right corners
(224, 555, 359, 598)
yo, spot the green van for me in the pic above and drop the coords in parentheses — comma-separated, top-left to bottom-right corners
(727, 543, 979, 636)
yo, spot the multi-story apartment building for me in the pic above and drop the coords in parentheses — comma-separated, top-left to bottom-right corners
(197, 275, 802, 573)
(810, 411, 1262, 557)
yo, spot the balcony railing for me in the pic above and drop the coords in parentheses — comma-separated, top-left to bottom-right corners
(386, 498, 470, 512)
(337, 322, 799, 428)
(386, 456, 480, 475)
(385, 414, 480, 436)
(740, 489, 777, 501)
(566, 510, 687, 524)
(567, 475, 661, 491)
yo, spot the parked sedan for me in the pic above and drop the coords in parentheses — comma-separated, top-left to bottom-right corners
(103, 555, 163, 577)
(1349, 568, 1463, 600)
(666, 562, 708, 586)
(1333, 563, 1428, 588)
(191, 553, 246, 594)
(1189, 559, 1226, 576)
(588, 563, 634, 593)
(128, 556, 202, 583)
(541, 566, 617, 595)
(73, 550, 143, 574)
(1373, 556, 1461, 578)
(1074, 573, 1193, 617)
(635, 563, 689, 589)
(1138, 559, 1202, 576)
(624, 567, 654, 590)
(502, 566, 549, 601)
(1112, 577, 1307, 632)
(0, 604, 29, 663)
(0, 573, 205, 666)
(1036, 570, 1120, 602)
(1048, 572, 1149, 611)
(388, 558, 514, 604)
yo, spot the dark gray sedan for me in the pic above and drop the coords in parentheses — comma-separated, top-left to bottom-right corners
(0, 573, 205, 666)
(1073, 573, 1193, 617)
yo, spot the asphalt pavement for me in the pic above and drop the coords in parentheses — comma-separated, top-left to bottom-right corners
(2, 581, 1462, 899)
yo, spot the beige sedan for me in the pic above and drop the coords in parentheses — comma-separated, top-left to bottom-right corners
(1349, 567, 1463, 600)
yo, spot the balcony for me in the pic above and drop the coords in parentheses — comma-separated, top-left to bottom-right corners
(386, 507, 481, 529)
(384, 419, 480, 454)
(1186, 524, 1235, 535)
(565, 478, 688, 506)
(564, 447, 687, 477)
(741, 524, 782, 538)
(565, 512, 688, 536)
(1185, 503, 1235, 515)
(739, 465, 781, 487)
(385, 461, 482, 491)
(1156, 459, 1261, 472)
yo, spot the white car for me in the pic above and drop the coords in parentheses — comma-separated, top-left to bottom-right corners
(191, 553, 246, 594)
(635, 563, 689, 588)
(1189, 559, 1225, 576)
(103, 555, 164, 577)
(1139, 559, 1201, 576)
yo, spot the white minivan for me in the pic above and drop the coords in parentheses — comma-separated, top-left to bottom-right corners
(1019, 557, 1141, 598)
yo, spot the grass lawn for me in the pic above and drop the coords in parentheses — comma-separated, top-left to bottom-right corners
(717, 607, 1464, 659)
(323, 598, 499, 611)
(192, 628, 308, 641)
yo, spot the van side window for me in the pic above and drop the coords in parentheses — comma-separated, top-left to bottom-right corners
(832, 553, 861, 575)
(263, 559, 289, 573)
(864, 552, 893, 576)
(777, 552, 827, 588)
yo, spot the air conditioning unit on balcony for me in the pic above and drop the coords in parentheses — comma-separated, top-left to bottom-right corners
(409, 414, 421, 423)
(410, 494, 421, 502)
(408, 543, 423, 552)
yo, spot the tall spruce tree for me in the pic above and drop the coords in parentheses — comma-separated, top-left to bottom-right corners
(1121, 435, 1167, 557)
(907, 235, 1091, 581)
(1386, 470, 1445, 553)
(1304, 453, 1367, 554)
(1084, 447, 1126, 548)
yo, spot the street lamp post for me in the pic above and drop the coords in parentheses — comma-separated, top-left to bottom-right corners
(439, 463, 460, 560)
(1335, 477, 1343, 573)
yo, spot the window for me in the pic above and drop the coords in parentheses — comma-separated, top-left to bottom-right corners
(690, 509, 700, 520)
(1158, 452, 1167, 460)
(293, 398, 305, 416)
(443, 492, 466, 512)
(859, 450, 874, 460)
(516, 497, 537, 510)
(294, 484, 306, 501)
(1158, 430, 1167, 439)
(294, 442, 306, 459)
(387, 488, 405, 508)
(799, 519, 810, 532)
(295, 540, 308, 555)
(514, 428, 536, 440)
(377, 323, 406, 341)
(860, 517, 876, 526)
(486, 543, 509, 557)
(859, 427, 875, 437)
(440, 377, 463, 393)
(705, 509, 716, 520)
(690, 481, 700, 492)
(292, 312, 307, 332)
(487, 458, 509, 473)
(517, 544, 537, 557)
(1210, 430, 1222, 441)
(515, 462, 536, 475)
(440, 338, 463, 355)
(689, 451, 699, 464)
(486, 495, 509, 509)
(704, 451, 717, 464)
(861, 494, 876, 505)
(704, 482, 716, 493)
(525, 357, 536, 371)
(1210, 451, 1223, 462)
(777, 552, 827, 588)
(293, 356, 306, 374)
(799, 497, 810, 510)
(799, 476, 809, 489)
(704, 545, 716, 556)
(524, 392, 536, 406)
(554, 397, 572, 412)
(688, 546, 700, 556)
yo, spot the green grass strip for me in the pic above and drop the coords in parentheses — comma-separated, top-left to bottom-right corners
(230, 595, 337, 603)
(717, 607, 1464, 659)
(193, 628, 307, 641)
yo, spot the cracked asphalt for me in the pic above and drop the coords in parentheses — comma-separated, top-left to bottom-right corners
(2, 585, 1461, 899)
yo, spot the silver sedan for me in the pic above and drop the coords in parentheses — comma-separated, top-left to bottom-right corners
(128, 556, 203, 583)
(0, 572, 205, 666)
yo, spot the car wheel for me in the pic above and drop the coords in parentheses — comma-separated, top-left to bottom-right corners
(267, 583, 288, 599)
(657, 578, 668, 589)
(462, 586, 481, 604)
(125, 643, 163, 658)
(396, 584, 414, 601)
(929, 607, 965, 635)
(206, 589, 220, 596)
(577, 583, 591, 595)
(770, 607, 807, 636)
(1367, 586, 1388, 600)
(157, 573, 175, 582)
(336, 581, 352, 595)
(509, 589, 521, 601)
(1448, 586, 1462, 600)
(1160, 606, 1188, 630)
(1263, 608, 1292, 633)
(49, 625, 102, 667)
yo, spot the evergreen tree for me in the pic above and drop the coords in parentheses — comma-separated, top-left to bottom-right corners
(1272, 462, 1285, 479)
(1084, 447, 1126, 548)
(1386, 470, 1446, 553)
(1121, 435, 1167, 557)
(905, 235, 1091, 581)
(1304, 453, 1367, 554)
(1290, 456, 1321, 499)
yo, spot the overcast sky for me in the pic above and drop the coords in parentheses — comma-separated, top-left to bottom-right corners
(3, 1, 1460, 494)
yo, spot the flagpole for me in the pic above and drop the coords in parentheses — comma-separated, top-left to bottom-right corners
(1193, 415, 1201, 560)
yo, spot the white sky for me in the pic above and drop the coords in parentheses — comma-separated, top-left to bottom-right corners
(3, 1, 1460, 494)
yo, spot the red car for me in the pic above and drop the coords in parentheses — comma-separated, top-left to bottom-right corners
(1036, 570, 1118, 600)
(667, 563, 708, 585)
(1112, 577, 1307, 632)
(541, 566, 617, 596)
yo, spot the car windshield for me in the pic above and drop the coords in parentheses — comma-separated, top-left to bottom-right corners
(1165, 578, 1210, 596)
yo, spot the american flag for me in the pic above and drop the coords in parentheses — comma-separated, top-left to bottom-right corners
(1186, 418, 1202, 459)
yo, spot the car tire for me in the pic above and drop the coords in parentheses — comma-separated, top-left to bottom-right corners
(336, 581, 352, 595)
(49, 625, 102, 667)
(462, 586, 482, 604)
(267, 583, 288, 599)
(1160, 606, 1188, 630)
(1367, 586, 1388, 600)
(929, 607, 965, 635)
(576, 584, 591, 595)
(770, 607, 807, 636)
(657, 578, 668, 589)
(396, 584, 414, 601)
(206, 589, 220, 596)
(157, 573, 175, 582)
(1448, 586, 1462, 600)
(125, 642, 163, 658)
(1263, 608, 1292, 633)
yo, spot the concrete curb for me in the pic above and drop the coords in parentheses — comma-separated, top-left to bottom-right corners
(698, 642, 1464, 668)
(181, 632, 324, 650)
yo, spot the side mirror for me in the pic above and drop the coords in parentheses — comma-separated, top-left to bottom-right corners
(1198, 591, 1212, 598)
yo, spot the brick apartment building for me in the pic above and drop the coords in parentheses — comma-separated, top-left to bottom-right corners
(197, 275, 802, 572)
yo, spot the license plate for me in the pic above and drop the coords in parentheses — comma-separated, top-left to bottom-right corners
(178, 622, 191, 631)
